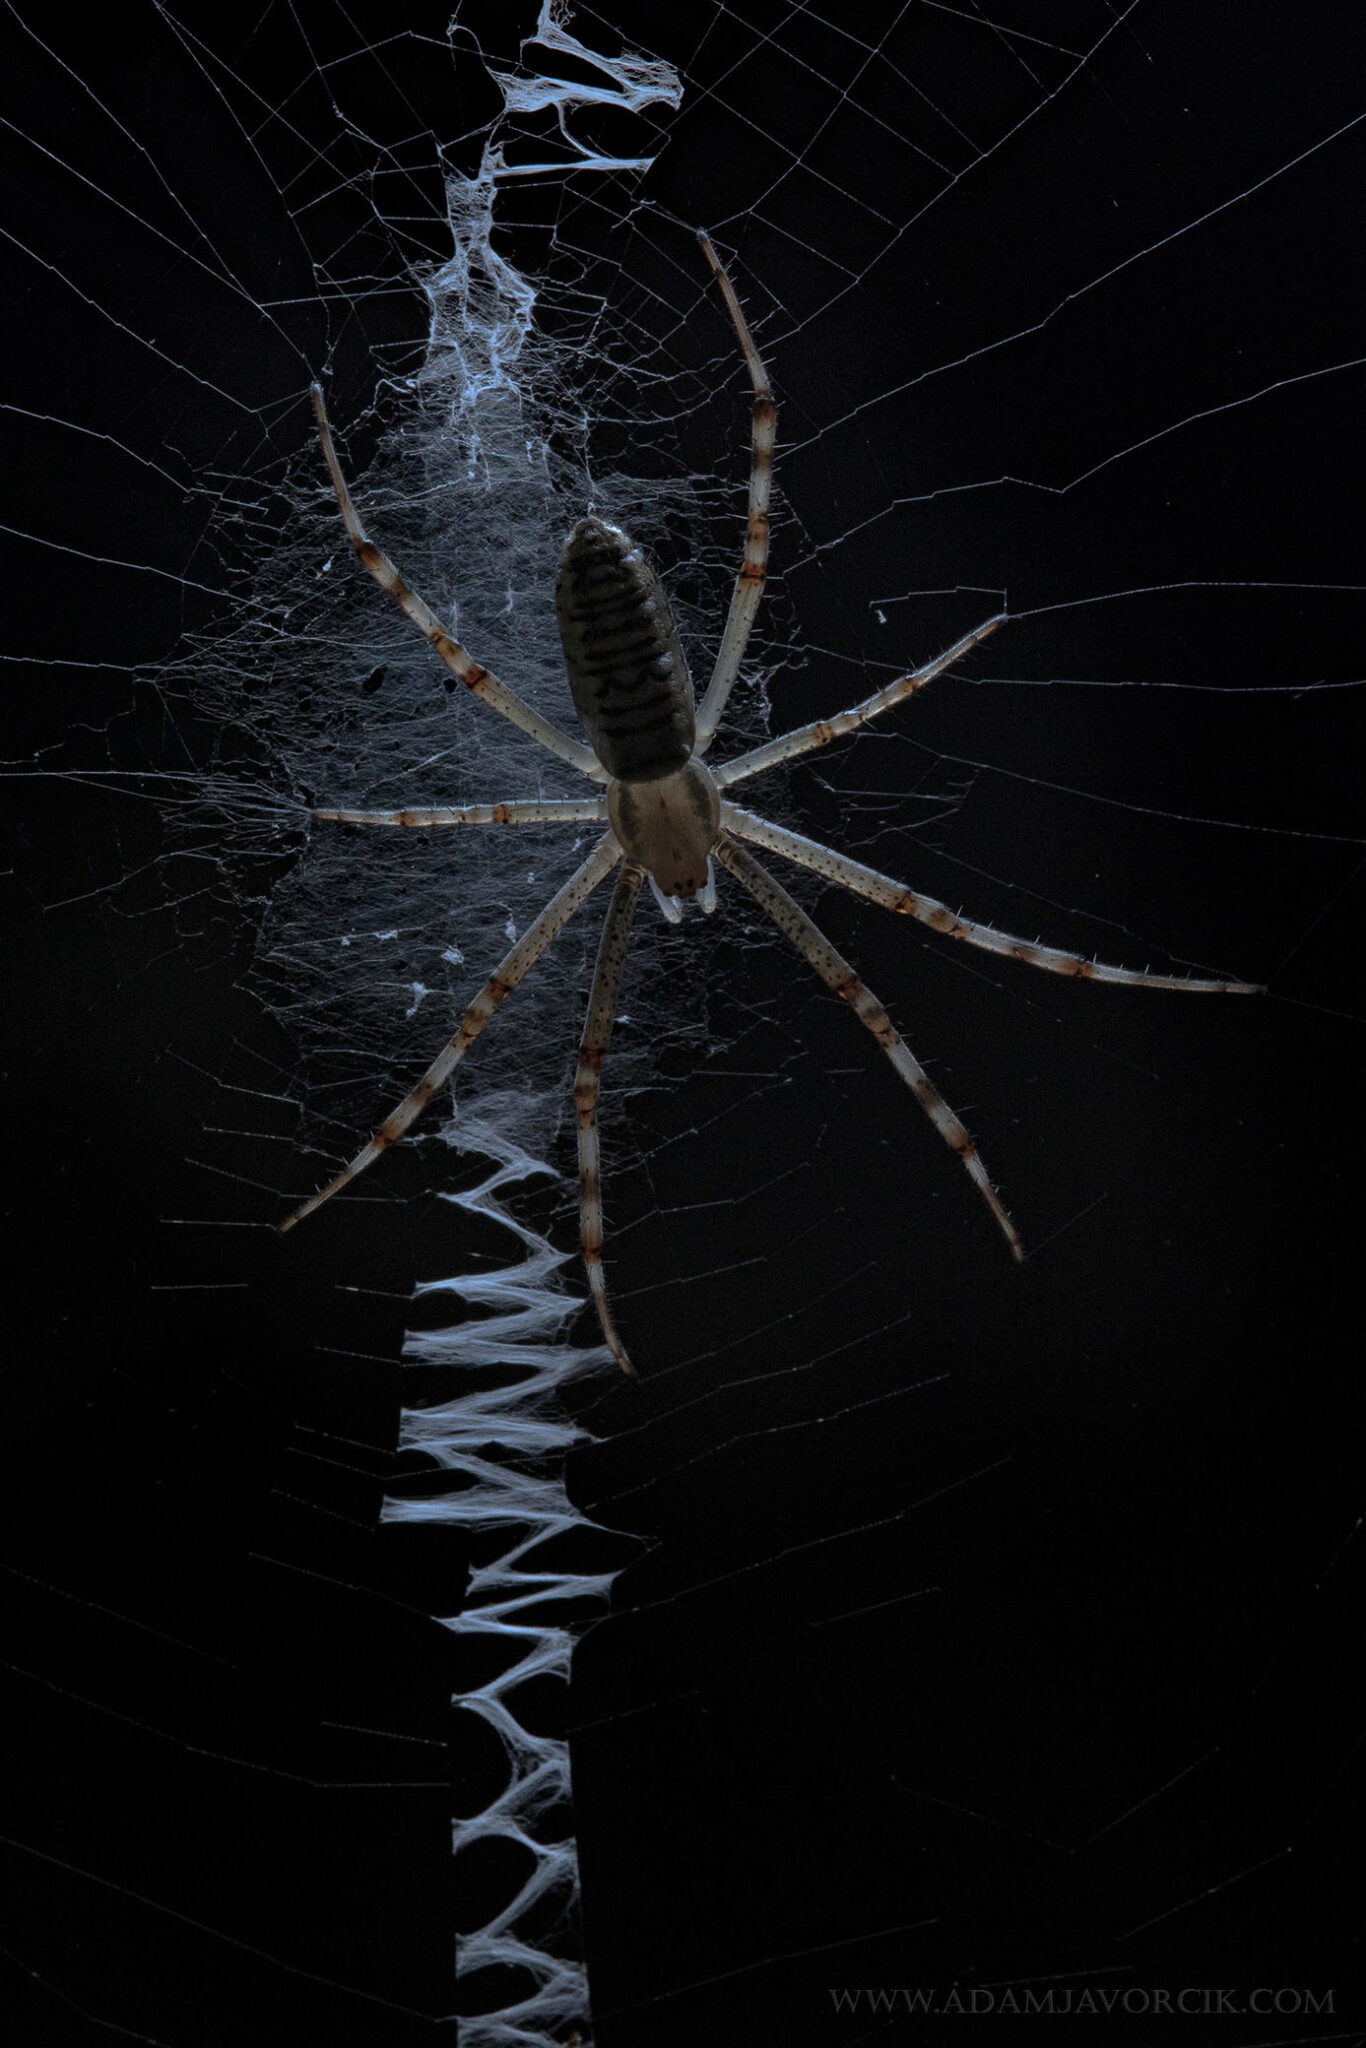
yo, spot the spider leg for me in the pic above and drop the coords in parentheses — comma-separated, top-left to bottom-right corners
(311, 385, 604, 782)
(693, 235, 775, 751)
(312, 798, 608, 828)
(575, 862, 645, 1376)
(713, 832, 1024, 1262)
(280, 832, 622, 1230)
(714, 615, 1004, 788)
(722, 804, 1262, 993)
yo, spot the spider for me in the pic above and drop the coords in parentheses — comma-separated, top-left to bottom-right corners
(281, 234, 1259, 1376)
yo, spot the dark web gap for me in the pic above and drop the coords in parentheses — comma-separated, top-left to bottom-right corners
(602, 1455, 1015, 1626)
(578, 1367, 950, 1518)
(772, 96, 1366, 457)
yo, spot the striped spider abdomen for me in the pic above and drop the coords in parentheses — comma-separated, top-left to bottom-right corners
(555, 515, 694, 781)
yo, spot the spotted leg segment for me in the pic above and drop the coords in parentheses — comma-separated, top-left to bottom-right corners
(280, 833, 622, 1230)
(713, 832, 1023, 1262)
(694, 235, 776, 751)
(714, 614, 1004, 788)
(313, 798, 608, 828)
(311, 385, 603, 780)
(575, 863, 645, 1376)
(722, 805, 1262, 994)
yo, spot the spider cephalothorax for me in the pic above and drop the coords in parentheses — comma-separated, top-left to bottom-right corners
(282, 234, 1258, 1376)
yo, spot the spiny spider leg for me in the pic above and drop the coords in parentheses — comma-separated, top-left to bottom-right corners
(714, 614, 1004, 788)
(313, 798, 608, 828)
(280, 833, 622, 1231)
(575, 863, 645, 1376)
(722, 805, 1263, 994)
(713, 833, 1024, 1262)
(310, 385, 603, 781)
(694, 234, 775, 751)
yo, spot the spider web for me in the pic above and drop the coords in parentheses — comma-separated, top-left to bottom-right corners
(2, 3, 1363, 2044)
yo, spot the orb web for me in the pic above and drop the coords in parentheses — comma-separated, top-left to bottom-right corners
(2, 5, 1362, 2045)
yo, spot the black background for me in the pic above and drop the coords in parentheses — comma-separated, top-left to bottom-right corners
(2, 4, 1362, 2043)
